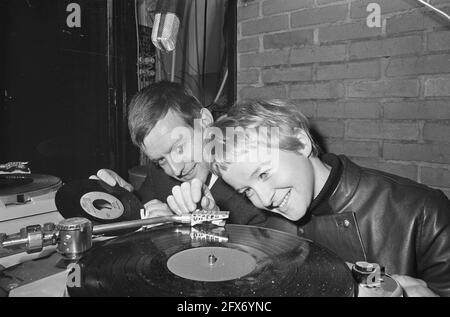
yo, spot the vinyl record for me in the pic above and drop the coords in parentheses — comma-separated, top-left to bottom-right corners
(0, 174, 33, 190)
(0, 174, 62, 205)
(55, 179, 143, 228)
(67, 224, 355, 297)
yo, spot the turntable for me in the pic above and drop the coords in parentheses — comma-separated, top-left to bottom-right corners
(0, 221, 402, 297)
(1, 223, 356, 297)
(0, 174, 63, 268)
(0, 179, 402, 297)
(0, 174, 63, 234)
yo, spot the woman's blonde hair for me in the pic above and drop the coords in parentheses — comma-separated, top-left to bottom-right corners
(207, 99, 321, 175)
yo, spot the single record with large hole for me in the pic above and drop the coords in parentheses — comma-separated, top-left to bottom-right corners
(55, 179, 143, 227)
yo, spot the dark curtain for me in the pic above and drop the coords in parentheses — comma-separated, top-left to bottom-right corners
(156, 0, 235, 118)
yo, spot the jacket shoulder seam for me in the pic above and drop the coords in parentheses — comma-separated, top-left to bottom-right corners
(362, 168, 430, 192)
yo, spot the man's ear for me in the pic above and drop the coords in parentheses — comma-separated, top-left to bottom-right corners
(295, 129, 313, 158)
(200, 108, 214, 128)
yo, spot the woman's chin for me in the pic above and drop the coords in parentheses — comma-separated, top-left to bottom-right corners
(283, 209, 305, 222)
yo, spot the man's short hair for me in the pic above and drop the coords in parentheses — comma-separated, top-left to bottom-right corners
(207, 99, 321, 174)
(128, 81, 203, 148)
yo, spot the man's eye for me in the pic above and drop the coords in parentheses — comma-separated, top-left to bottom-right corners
(259, 172, 269, 180)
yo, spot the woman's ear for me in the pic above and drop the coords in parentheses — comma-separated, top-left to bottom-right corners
(295, 129, 313, 158)
(200, 108, 214, 128)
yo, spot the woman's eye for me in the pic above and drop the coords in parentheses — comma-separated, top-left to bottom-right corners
(259, 172, 269, 180)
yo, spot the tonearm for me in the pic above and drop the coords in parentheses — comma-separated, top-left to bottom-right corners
(0, 210, 229, 260)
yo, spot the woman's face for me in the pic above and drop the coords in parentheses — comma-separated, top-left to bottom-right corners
(220, 148, 316, 221)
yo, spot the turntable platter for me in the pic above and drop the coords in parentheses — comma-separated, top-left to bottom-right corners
(67, 224, 355, 297)
(0, 174, 61, 205)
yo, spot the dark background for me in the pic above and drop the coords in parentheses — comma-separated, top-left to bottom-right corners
(0, 0, 237, 183)
(0, 0, 139, 182)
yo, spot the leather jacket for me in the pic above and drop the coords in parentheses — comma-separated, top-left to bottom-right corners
(269, 154, 450, 296)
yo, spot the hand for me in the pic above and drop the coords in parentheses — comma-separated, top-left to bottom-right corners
(140, 199, 173, 219)
(89, 169, 134, 192)
(166, 178, 218, 215)
(140, 199, 174, 230)
(391, 274, 439, 297)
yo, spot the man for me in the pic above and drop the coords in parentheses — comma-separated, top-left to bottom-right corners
(192, 99, 449, 296)
(94, 81, 288, 227)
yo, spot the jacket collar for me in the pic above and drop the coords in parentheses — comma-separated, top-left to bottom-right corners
(324, 154, 362, 213)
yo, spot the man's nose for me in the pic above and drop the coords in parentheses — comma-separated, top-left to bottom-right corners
(166, 157, 184, 177)
(253, 184, 274, 208)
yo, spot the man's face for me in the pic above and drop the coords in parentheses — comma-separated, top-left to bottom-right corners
(142, 109, 210, 183)
(219, 148, 315, 221)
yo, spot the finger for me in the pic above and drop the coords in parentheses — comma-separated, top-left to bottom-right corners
(144, 199, 164, 206)
(140, 207, 147, 219)
(145, 199, 163, 206)
(145, 202, 170, 215)
(391, 275, 427, 288)
(143, 208, 174, 219)
(201, 196, 217, 211)
(141, 207, 173, 229)
(399, 285, 438, 297)
(392, 275, 421, 287)
(116, 178, 134, 192)
(144, 200, 166, 212)
(167, 195, 182, 215)
(89, 175, 99, 180)
(202, 184, 214, 201)
(201, 196, 210, 210)
(123, 183, 134, 192)
(201, 186, 218, 211)
(191, 178, 203, 204)
(172, 186, 189, 214)
(181, 182, 196, 211)
(97, 169, 116, 187)
(147, 203, 168, 210)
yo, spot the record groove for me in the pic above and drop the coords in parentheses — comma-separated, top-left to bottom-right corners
(0, 174, 61, 203)
(68, 224, 355, 297)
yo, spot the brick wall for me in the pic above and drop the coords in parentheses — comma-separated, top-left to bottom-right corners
(237, 0, 450, 197)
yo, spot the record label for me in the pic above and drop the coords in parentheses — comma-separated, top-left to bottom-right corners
(167, 246, 256, 282)
(80, 191, 124, 220)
